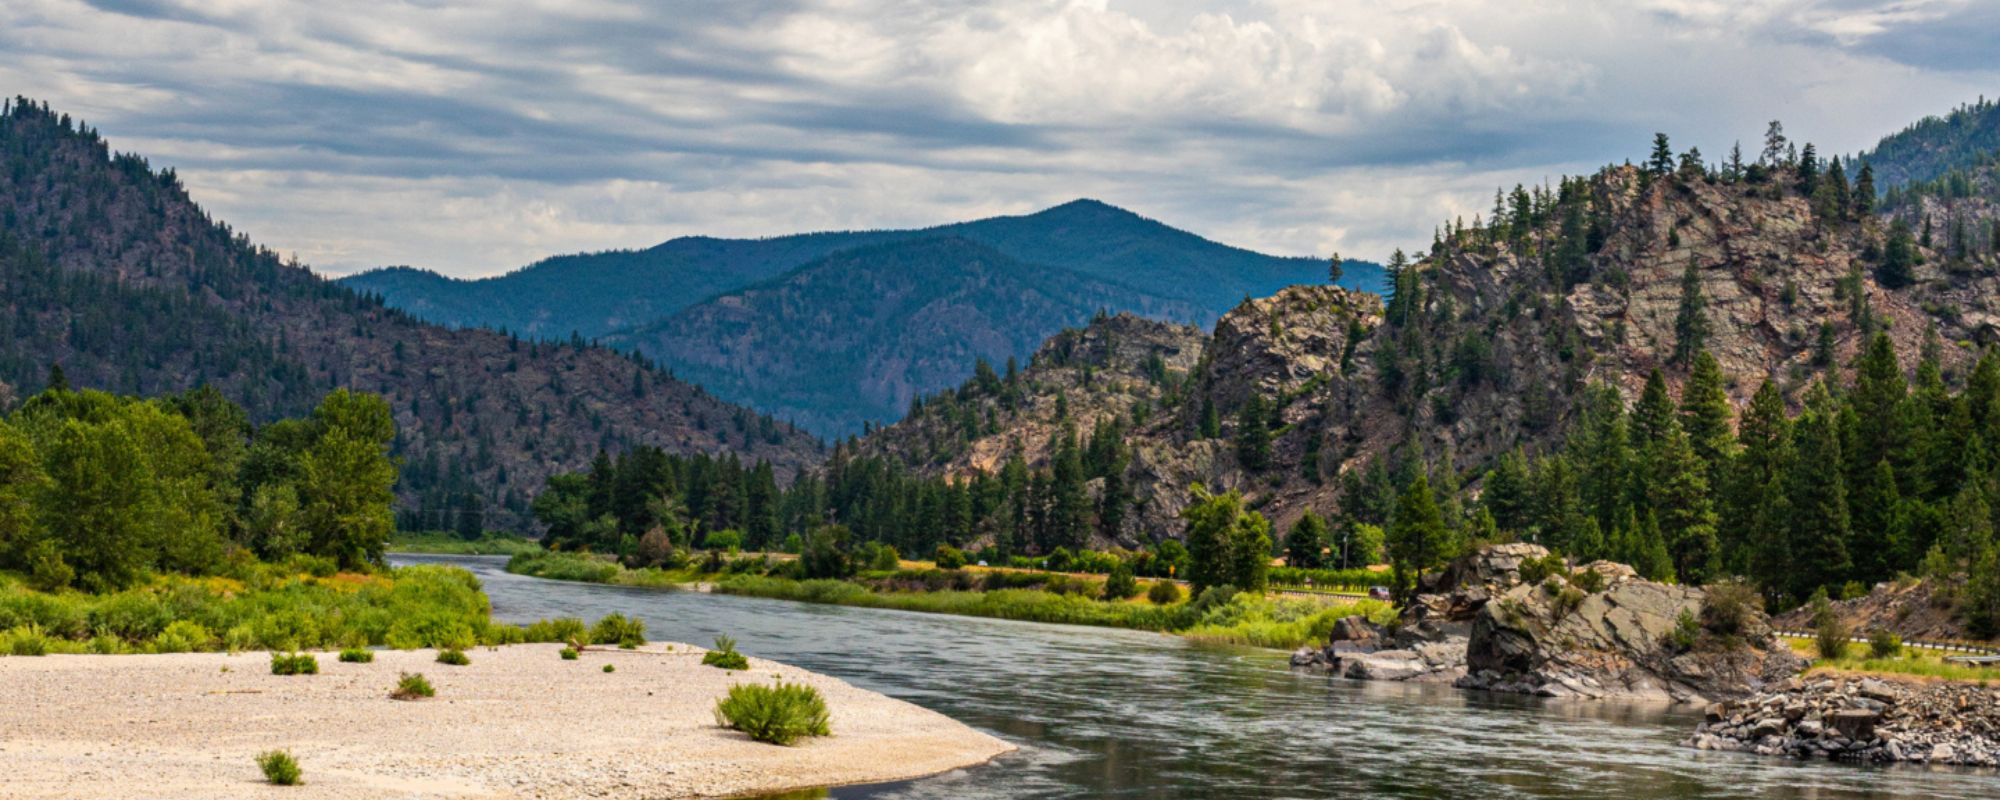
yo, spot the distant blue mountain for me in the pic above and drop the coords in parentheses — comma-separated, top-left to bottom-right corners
(339, 200, 1384, 436)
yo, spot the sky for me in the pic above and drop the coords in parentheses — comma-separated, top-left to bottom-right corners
(2, 0, 1996, 277)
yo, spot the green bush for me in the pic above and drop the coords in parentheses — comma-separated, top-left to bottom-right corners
(1667, 609, 1700, 652)
(559, 647, 579, 660)
(589, 613, 646, 648)
(703, 529, 744, 552)
(435, 648, 470, 666)
(1810, 591, 1850, 660)
(714, 682, 832, 745)
(1146, 581, 1183, 605)
(391, 672, 434, 700)
(1517, 552, 1568, 586)
(257, 750, 302, 786)
(505, 551, 620, 583)
(523, 616, 586, 643)
(702, 635, 750, 670)
(1868, 628, 1903, 659)
(869, 543, 901, 571)
(933, 545, 967, 570)
(153, 620, 212, 653)
(338, 647, 373, 663)
(4, 625, 50, 656)
(1700, 580, 1759, 640)
(1102, 566, 1138, 600)
(602, 663, 616, 673)
(269, 651, 319, 675)
(1569, 567, 1608, 594)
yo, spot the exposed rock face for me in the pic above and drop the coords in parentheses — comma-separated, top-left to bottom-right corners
(1687, 676, 2000, 767)
(1456, 566, 1805, 704)
(1294, 544, 1806, 704)
(1771, 578, 1975, 642)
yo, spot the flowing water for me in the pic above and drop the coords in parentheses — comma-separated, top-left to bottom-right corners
(395, 555, 2000, 799)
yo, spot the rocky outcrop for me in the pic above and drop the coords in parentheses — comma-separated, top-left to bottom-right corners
(1293, 544, 1806, 704)
(1687, 676, 2000, 767)
(1771, 578, 1976, 643)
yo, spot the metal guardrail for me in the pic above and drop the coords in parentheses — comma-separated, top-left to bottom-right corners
(1772, 629, 2000, 656)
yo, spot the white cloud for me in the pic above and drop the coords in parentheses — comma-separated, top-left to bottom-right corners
(3, 0, 1996, 275)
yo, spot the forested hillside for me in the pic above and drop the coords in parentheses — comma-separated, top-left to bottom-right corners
(0, 98, 823, 531)
(607, 237, 1206, 436)
(843, 118, 2000, 613)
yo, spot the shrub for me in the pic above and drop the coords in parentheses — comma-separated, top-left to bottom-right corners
(1147, 581, 1183, 605)
(714, 682, 832, 745)
(1045, 547, 1073, 572)
(1569, 568, 1607, 594)
(269, 652, 319, 675)
(1517, 552, 1567, 585)
(589, 613, 646, 648)
(602, 663, 616, 673)
(933, 545, 967, 570)
(1667, 609, 1700, 652)
(702, 635, 750, 670)
(153, 620, 212, 653)
(1554, 586, 1586, 617)
(1810, 591, 1849, 660)
(391, 672, 434, 700)
(523, 616, 587, 643)
(1700, 580, 1760, 640)
(1102, 566, 1138, 600)
(559, 647, 579, 660)
(1868, 628, 1903, 659)
(435, 648, 470, 666)
(257, 750, 302, 786)
(704, 529, 744, 552)
(4, 625, 50, 656)
(338, 647, 374, 663)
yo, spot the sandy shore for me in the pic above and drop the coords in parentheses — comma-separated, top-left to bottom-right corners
(0, 643, 1013, 798)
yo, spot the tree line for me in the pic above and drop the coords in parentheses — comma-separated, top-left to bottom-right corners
(0, 374, 399, 591)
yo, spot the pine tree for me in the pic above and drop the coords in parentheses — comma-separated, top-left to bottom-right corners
(1285, 510, 1329, 568)
(1849, 332, 1910, 481)
(1328, 253, 1343, 286)
(1854, 163, 1876, 217)
(1671, 259, 1709, 366)
(1786, 386, 1854, 602)
(1387, 474, 1451, 598)
(1760, 121, 1788, 167)
(1680, 351, 1735, 485)
(1648, 133, 1675, 177)
(1482, 448, 1533, 535)
(1631, 369, 1677, 451)
(1650, 423, 1719, 583)
(1235, 393, 1273, 471)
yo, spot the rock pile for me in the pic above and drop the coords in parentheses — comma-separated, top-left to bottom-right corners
(1686, 676, 2000, 767)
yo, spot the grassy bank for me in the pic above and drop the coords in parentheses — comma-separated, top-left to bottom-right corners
(0, 559, 548, 655)
(1782, 636, 2000, 683)
(502, 550, 1391, 650)
(388, 531, 542, 557)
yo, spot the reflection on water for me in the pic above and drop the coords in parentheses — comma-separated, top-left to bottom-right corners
(398, 555, 2000, 799)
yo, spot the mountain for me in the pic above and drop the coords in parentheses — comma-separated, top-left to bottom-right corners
(604, 236, 1206, 435)
(341, 200, 1382, 437)
(863, 130, 2000, 546)
(341, 199, 1382, 340)
(0, 97, 823, 531)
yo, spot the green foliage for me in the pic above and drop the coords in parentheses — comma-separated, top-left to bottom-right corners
(386, 531, 540, 556)
(703, 635, 750, 670)
(338, 647, 373, 663)
(505, 551, 621, 583)
(269, 651, 319, 676)
(1517, 552, 1568, 585)
(256, 750, 302, 786)
(435, 648, 469, 666)
(932, 545, 967, 570)
(1868, 628, 1903, 659)
(1146, 581, 1183, 605)
(800, 525, 855, 580)
(1283, 511, 1329, 569)
(867, 543, 900, 571)
(714, 682, 832, 746)
(589, 613, 646, 648)
(602, 663, 615, 673)
(1102, 565, 1138, 600)
(1181, 485, 1273, 594)
(560, 647, 578, 660)
(1668, 609, 1700, 652)
(703, 529, 744, 552)
(523, 617, 587, 643)
(1386, 474, 1454, 598)
(1810, 591, 1849, 659)
(3, 625, 50, 656)
(391, 672, 435, 700)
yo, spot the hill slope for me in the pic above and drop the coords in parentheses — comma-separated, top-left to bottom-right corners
(607, 237, 1204, 435)
(0, 98, 823, 531)
(341, 199, 1382, 341)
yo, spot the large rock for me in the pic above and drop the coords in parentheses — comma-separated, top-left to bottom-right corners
(1455, 559, 1803, 704)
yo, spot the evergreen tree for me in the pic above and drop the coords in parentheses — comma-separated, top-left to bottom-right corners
(1786, 386, 1854, 602)
(1482, 448, 1534, 535)
(1386, 474, 1452, 598)
(1880, 219, 1918, 289)
(1853, 163, 1876, 217)
(1679, 351, 1735, 486)
(1649, 423, 1719, 583)
(1671, 259, 1710, 366)
(1647, 133, 1676, 176)
(1235, 392, 1273, 470)
(1285, 510, 1329, 569)
(1631, 369, 1677, 450)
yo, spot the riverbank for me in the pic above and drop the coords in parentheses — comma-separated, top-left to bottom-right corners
(0, 643, 1012, 798)
(505, 552, 1392, 650)
(1687, 674, 2000, 767)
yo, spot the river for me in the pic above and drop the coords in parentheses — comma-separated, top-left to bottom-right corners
(394, 555, 2000, 799)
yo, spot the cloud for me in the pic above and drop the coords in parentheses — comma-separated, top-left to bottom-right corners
(3, 0, 1996, 276)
